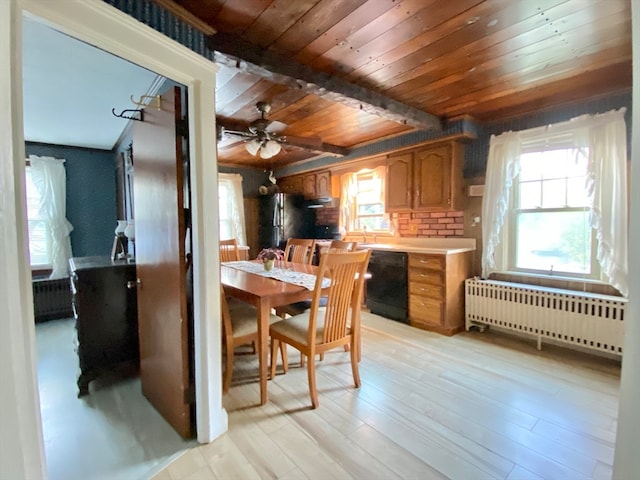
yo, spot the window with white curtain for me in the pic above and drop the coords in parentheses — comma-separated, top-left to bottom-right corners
(25, 156, 74, 278)
(217, 173, 246, 245)
(482, 109, 628, 295)
(24, 166, 52, 267)
(339, 166, 390, 234)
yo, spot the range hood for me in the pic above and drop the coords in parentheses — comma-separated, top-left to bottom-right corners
(306, 196, 338, 208)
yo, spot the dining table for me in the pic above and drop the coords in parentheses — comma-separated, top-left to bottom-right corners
(220, 260, 327, 405)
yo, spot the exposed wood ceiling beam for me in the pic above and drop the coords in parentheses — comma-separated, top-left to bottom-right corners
(151, 0, 217, 35)
(207, 32, 442, 132)
(216, 119, 349, 157)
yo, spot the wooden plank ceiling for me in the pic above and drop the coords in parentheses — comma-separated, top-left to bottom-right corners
(159, 0, 632, 170)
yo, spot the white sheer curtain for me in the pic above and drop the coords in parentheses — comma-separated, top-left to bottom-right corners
(481, 131, 521, 277)
(28, 155, 73, 279)
(584, 109, 629, 296)
(218, 173, 246, 245)
(339, 171, 359, 233)
(481, 109, 628, 296)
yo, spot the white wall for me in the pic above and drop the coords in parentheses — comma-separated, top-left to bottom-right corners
(1, 1, 225, 478)
(612, 0, 640, 478)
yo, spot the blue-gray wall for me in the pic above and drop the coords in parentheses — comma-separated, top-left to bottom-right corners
(219, 165, 269, 198)
(25, 142, 117, 257)
(464, 91, 633, 178)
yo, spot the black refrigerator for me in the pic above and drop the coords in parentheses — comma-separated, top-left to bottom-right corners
(258, 193, 317, 250)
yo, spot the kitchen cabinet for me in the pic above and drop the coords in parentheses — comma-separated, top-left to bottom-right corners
(280, 171, 332, 198)
(278, 175, 304, 194)
(386, 142, 463, 212)
(69, 256, 138, 396)
(303, 170, 331, 199)
(408, 251, 472, 335)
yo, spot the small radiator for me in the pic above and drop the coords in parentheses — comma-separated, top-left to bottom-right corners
(32, 278, 74, 322)
(465, 278, 626, 355)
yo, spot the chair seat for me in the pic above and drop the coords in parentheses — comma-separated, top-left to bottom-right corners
(229, 301, 281, 338)
(270, 309, 326, 346)
(271, 307, 359, 345)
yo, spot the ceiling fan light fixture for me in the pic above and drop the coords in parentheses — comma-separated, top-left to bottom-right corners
(245, 138, 261, 156)
(260, 140, 282, 159)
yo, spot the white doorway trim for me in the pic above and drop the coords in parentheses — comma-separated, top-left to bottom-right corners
(1, 1, 225, 477)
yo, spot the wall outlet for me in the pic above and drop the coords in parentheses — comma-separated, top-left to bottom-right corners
(408, 224, 418, 233)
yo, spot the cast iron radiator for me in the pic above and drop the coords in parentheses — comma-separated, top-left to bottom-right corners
(32, 278, 74, 322)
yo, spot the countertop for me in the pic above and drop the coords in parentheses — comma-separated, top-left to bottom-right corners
(358, 243, 474, 255)
(319, 237, 476, 255)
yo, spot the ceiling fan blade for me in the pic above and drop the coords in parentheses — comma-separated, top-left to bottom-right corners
(265, 120, 288, 134)
(222, 128, 255, 139)
(217, 136, 245, 149)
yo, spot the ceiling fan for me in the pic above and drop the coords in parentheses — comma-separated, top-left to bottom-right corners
(218, 101, 349, 159)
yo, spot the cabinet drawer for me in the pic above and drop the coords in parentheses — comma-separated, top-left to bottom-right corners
(409, 254, 444, 270)
(409, 267, 443, 285)
(409, 295, 443, 325)
(409, 282, 443, 299)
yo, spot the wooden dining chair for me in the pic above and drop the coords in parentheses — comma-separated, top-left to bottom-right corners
(269, 249, 372, 408)
(220, 285, 284, 393)
(219, 238, 240, 262)
(327, 239, 358, 253)
(278, 239, 358, 366)
(278, 239, 356, 318)
(283, 238, 316, 264)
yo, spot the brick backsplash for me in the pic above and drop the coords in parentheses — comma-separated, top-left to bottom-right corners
(317, 206, 464, 238)
(396, 211, 465, 237)
(316, 207, 339, 225)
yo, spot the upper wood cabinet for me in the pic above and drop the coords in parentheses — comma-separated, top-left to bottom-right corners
(313, 171, 332, 198)
(279, 170, 331, 198)
(386, 142, 463, 212)
(303, 174, 317, 198)
(278, 175, 304, 195)
(386, 152, 413, 210)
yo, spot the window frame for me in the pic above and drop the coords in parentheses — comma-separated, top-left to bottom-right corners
(353, 170, 387, 232)
(340, 166, 391, 236)
(503, 148, 601, 281)
(217, 181, 234, 240)
(24, 164, 53, 270)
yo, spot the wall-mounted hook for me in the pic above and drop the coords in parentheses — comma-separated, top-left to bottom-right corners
(111, 108, 144, 121)
(130, 94, 161, 109)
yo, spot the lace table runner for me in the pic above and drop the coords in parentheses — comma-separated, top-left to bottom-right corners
(222, 261, 330, 290)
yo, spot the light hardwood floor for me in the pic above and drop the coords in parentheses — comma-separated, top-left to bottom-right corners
(153, 312, 621, 480)
(36, 318, 195, 480)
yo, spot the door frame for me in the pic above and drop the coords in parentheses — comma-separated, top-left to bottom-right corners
(1, 1, 226, 477)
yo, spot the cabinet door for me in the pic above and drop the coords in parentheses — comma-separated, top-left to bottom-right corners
(386, 152, 412, 211)
(303, 173, 316, 198)
(413, 144, 451, 210)
(278, 175, 303, 194)
(315, 171, 331, 197)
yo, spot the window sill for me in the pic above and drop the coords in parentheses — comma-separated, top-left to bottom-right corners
(31, 267, 53, 279)
(490, 271, 621, 297)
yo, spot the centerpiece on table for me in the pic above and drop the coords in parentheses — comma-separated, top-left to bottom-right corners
(256, 247, 286, 271)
